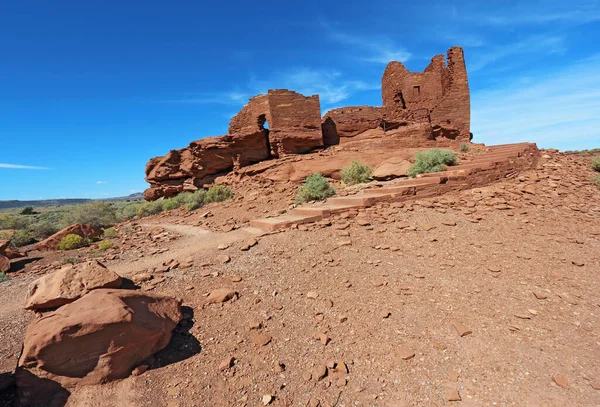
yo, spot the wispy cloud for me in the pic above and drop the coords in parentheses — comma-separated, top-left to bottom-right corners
(0, 163, 49, 170)
(96, 181, 108, 184)
(469, 35, 566, 72)
(248, 68, 379, 105)
(321, 21, 411, 64)
(167, 68, 379, 108)
(472, 54, 600, 150)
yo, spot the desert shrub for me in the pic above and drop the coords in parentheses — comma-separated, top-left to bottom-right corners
(87, 251, 103, 259)
(20, 207, 36, 215)
(182, 190, 206, 211)
(99, 240, 113, 251)
(295, 173, 335, 204)
(119, 202, 143, 219)
(341, 161, 372, 185)
(123, 226, 134, 233)
(57, 234, 85, 250)
(10, 229, 35, 247)
(407, 149, 458, 177)
(0, 213, 29, 230)
(593, 174, 600, 188)
(460, 143, 469, 153)
(205, 185, 234, 204)
(161, 198, 181, 211)
(69, 202, 118, 228)
(135, 201, 163, 217)
(0, 231, 11, 240)
(102, 227, 116, 239)
(591, 157, 600, 172)
(0, 272, 8, 283)
(28, 220, 61, 240)
(59, 257, 79, 265)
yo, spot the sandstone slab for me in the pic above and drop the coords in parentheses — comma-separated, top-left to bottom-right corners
(25, 261, 122, 310)
(36, 224, 101, 251)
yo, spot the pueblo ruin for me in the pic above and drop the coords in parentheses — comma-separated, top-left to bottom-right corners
(144, 46, 471, 201)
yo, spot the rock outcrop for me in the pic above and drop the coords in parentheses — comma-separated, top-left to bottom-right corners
(25, 261, 122, 310)
(144, 90, 323, 200)
(35, 224, 101, 251)
(0, 240, 11, 272)
(18, 289, 182, 387)
(372, 158, 413, 180)
(144, 47, 471, 200)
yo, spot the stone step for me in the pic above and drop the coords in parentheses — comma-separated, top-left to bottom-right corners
(249, 213, 323, 231)
(327, 193, 393, 207)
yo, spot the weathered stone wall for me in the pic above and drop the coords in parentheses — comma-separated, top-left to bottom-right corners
(322, 106, 384, 139)
(145, 89, 323, 200)
(382, 46, 470, 138)
(323, 46, 470, 142)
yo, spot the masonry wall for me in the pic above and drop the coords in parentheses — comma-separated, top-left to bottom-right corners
(381, 46, 470, 138)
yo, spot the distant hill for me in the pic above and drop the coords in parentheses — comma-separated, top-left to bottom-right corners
(0, 192, 144, 210)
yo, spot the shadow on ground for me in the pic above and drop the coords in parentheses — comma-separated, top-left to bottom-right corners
(9, 257, 42, 273)
(13, 369, 70, 407)
(151, 306, 201, 369)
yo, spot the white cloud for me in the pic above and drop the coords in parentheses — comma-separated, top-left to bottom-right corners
(96, 181, 108, 184)
(322, 22, 411, 64)
(0, 163, 49, 170)
(472, 54, 600, 150)
(248, 68, 379, 105)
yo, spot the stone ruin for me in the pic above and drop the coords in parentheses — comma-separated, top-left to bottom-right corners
(144, 46, 471, 201)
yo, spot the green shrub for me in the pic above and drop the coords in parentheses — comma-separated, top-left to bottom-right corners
(205, 185, 234, 204)
(161, 198, 181, 211)
(60, 257, 79, 265)
(10, 230, 35, 247)
(295, 173, 335, 204)
(20, 206, 36, 215)
(341, 161, 372, 185)
(57, 234, 85, 250)
(460, 143, 469, 153)
(119, 202, 143, 219)
(593, 174, 600, 188)
(591, 157, 600, 172)
(87, 251, 103, 259)
(102, 227, 116, 239)
(136, 201, 163, 217)
(28, 220, 61, 240)
(0, 231, 11, 240)
(0, 213, 29, 230)
(0, 272, 8, 283)
(99, 240, 113, 251)
(69, 202, 118, 228)
(407, 149, 458, 177)
(185, 190, 207, 211)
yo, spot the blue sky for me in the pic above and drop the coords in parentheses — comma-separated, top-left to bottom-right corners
(1, 0, 599, 200)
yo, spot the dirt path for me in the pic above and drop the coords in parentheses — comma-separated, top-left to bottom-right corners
(108, 222, 264, 278)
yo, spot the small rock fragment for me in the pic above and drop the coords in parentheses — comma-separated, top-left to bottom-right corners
(251, 333, 272, 347)
(445, 385, 461, 402)
(397, 346, 415, 360)
(552, 375, 568, 389)
(453, 322, 472, 337)
(219, 356, 234, 371)
(206, 288, 237, 304)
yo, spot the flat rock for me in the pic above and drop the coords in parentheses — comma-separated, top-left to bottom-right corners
(552, 375, 568, 388)
(445, 385, 461, 401)
(452, 322, 472, 337)
(251, 333, 272, 347)
(206, 288, 237, 304)
(35, 224, 101, 251)
(397, 346, 415, 360)
(25, 261, 122, 310)
(372, 158, 412, 180)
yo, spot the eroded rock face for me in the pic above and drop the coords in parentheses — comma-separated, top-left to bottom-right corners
(18, 289, 182, 386)
(372, 158, 413, 180)
(0, 240, 11, 272)
(25, 261, 122, 310)
(144, 90, 323, 201)
(35, 224, 102, 251)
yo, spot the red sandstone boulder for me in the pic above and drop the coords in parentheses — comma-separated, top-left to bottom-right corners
(0, 240, 10, 272)
(35, 224, 101, 251)
(25, 261, 122, 310)
(372, 158, 413, 180)
(4, 246, 26, 259)
(0, 255, 9, 273)
(18, 289, 182, 386)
